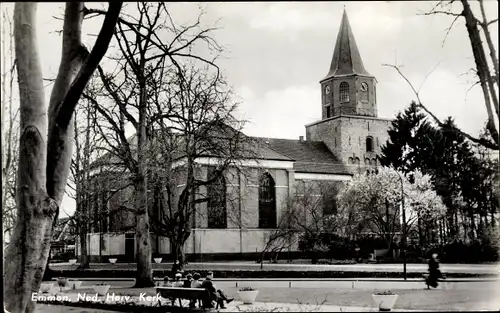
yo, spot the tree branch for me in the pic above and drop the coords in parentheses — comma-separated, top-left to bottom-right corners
(56, 2, 123, 129)
(382, 63, 498, 150)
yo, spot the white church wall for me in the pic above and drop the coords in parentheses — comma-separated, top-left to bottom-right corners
(107, 233, 125, 255)
(89, 234, 100, 255)
(194, 229, 241, 253)
(158, 236, 171, 254)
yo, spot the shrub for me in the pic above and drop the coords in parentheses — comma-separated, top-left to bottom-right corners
(441, 239, 499, 263)
(374, 290, 395, 295)
(239, 286, 255, 291)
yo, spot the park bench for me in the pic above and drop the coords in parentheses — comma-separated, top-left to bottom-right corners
(156, 286, 210, 309)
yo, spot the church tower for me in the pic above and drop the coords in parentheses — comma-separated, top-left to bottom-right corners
(320, 10, 377, 119)
(306, 9, 391, 174)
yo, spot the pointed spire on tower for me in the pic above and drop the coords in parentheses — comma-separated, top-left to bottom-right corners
(323, 9, 373, 80)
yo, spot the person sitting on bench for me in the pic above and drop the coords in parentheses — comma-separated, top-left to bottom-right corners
(183, 273, 193, 288)
(188, 273, 202, 308)
(172, 272, 184, 287)
(163, 276, 173, 287)
(201, 272, 233, 309)
(191, 272, 202, 288)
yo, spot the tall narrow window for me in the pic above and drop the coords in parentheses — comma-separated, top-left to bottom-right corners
(339, 82, 350, 102)
(259, 173, 276, 228)
(360, 82, 369, 102)
(326, 106, 331, 118)
(366, 137, 374, 152)
(207, 167, 227, 229)
(322, 186, 338, 217)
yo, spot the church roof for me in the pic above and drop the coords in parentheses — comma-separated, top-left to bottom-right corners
(90, 124, 351, 176)
(323, 10, 373, 80)
(252, 137, 350, 175)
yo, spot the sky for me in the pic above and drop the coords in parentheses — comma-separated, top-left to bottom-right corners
(1, 1, 498, 217)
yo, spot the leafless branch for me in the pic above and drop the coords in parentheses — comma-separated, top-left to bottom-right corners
(382, 63, 498, 150)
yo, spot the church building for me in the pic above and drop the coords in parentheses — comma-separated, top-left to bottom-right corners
(78, 10, 392, 262)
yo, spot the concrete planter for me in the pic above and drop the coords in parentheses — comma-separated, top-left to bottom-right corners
(57, 277, 68, 287)
(108, 258, 117, 264)
(154, 258, 163, 264)
(69, 259, 77, 264)
(40, 283, 54, 293)
(237, 290, 259, 304)
(68, 280, 82, 289)
(372, 294, 399, 311)
(93, 284, 111, 296)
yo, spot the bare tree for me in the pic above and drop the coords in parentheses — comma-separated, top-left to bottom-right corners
(3, 3, 122, 313)
(147, 61, 255, 270)
(292, 181, 345, 263)
(82, 2, 225, 286)
(257, 201, 298, 268)
(386, 0, 499, 150)
(65, 91, 108, 269)
(1, 7, 19, 248)
(258, 180, 346, 265)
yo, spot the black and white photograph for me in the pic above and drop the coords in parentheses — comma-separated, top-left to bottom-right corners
(1, 1, 499, 313)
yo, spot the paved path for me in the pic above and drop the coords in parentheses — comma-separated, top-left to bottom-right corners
(50, 262, 500, 274)
(35, 278, 500, 311)
(34, 304, 122, 313)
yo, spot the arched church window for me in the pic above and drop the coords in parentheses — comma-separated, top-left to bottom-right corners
(366, 136, 374, 152)
(355, 157, 360, 165)
(348, 157, 353, 164)
(259, 172, 276, 228)
(340, 82, 349, 102)
(207, 167, 227, 229)
(364, 158, 369, 165)
(361, 82, 369, 102)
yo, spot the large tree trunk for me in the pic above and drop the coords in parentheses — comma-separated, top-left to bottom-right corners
(4, 3, 120, 312)
(133, 73, 153, 287)
(3, 4, 59, 313)
(171, 238, 187, 268)
(77, 218, 90, 269)
(478, 0, 499, 87)
(133, 176, 154, 287)
(461, 0, 499, 143)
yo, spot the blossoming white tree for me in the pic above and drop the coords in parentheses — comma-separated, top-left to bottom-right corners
(337, 167, 446, 249)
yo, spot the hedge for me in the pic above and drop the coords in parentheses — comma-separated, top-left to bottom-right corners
(48, 269, 495, 279)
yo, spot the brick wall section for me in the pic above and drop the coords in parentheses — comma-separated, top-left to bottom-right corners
(306, 115, 391, 174)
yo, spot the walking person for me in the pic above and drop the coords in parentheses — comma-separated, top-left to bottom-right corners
(171, 260, 181, 277)
(425, 253, 442, 289)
